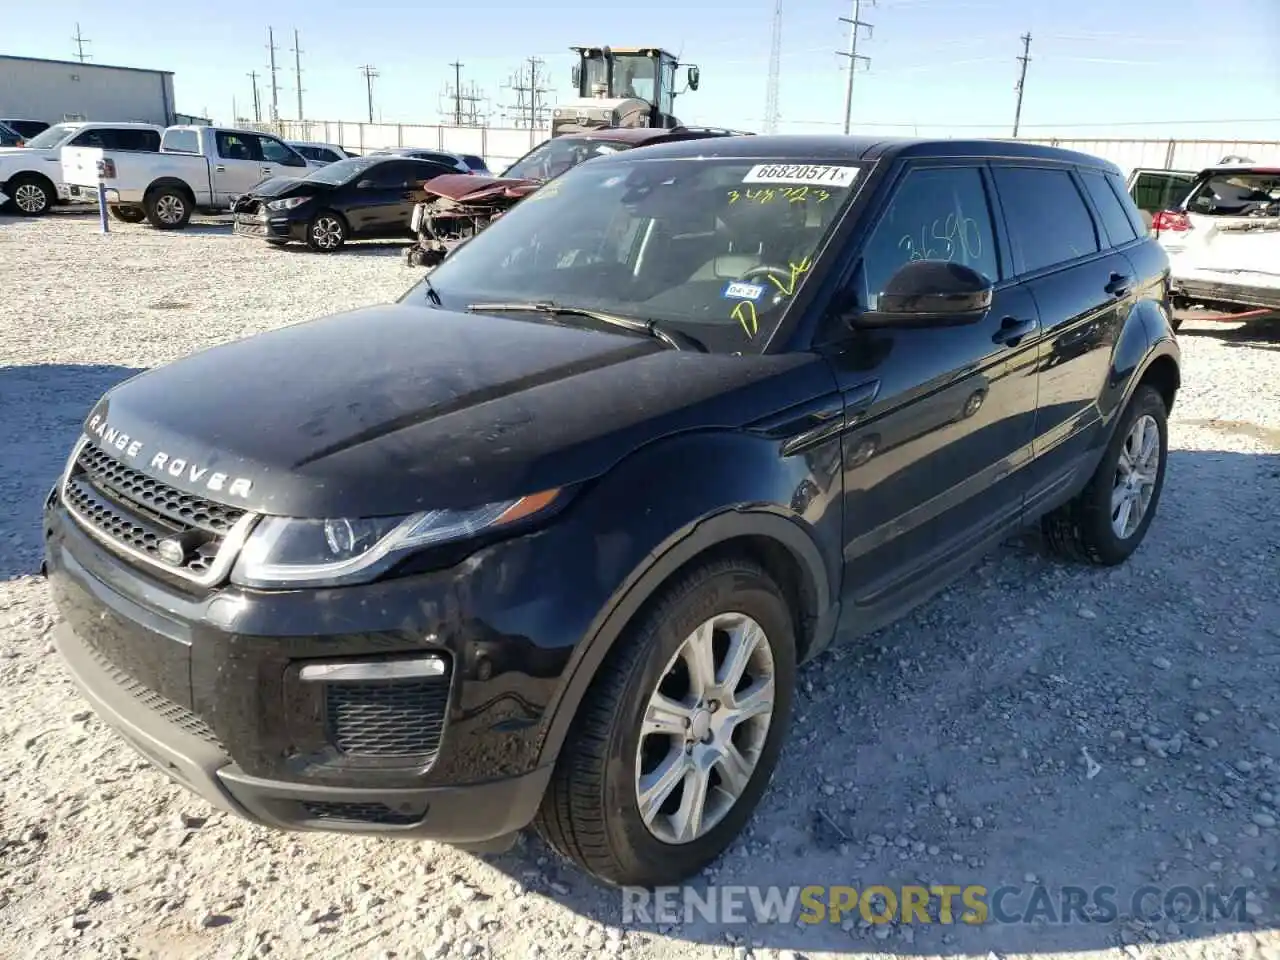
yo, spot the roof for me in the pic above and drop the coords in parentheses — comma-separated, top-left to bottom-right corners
(0, 53, 173, 76)
(599, 134, 1124, 173)
(570, 46, 676, 57)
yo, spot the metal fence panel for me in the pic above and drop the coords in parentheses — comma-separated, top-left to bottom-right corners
(246, 120, 549, 169)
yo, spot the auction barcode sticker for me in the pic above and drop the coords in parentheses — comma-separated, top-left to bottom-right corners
(742, 164, 860, 187)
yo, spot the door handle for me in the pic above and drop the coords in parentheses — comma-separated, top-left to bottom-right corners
(992, 316, 1036, 347)
(214, 164, 226, 173)
(1105, 272, 1133, 298)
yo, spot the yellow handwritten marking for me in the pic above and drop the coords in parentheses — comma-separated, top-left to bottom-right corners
(725, 187, 833, 206)
(767, 257, 814, 297)
(732, 300, 759, 337)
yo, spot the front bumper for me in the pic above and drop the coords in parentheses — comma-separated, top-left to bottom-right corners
(233, 211, 305, 242)
(44, 494, 571, 840)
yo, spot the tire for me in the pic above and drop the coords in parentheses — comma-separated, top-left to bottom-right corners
(5, 174, 54, 216)
(108, 205, 146, 224)
(1041, 384, 1169, 566)
(306, 211, 347, 252)
(144, 187, 192, 229)
(534, 557, 797, 887)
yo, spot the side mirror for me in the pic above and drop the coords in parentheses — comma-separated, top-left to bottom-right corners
(356, 179, 376, 190)
(852, 261, 993, 328)
(687, 66, 701, 91)
(571, 65, 581, 87)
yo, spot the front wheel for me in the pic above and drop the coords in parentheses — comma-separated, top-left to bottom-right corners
(534, 557, 796, 887)
(6, 175, 53, 216)
(306, 211, 347, 252)
(1042, 384, 1169, 565)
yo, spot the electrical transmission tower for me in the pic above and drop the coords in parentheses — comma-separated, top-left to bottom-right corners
(837, 0, 875, 135)
(247, 71, 262, 122)
(291, 29, 304, 121)
(266, 28, 281, 123)
(441, 63, 488, 127)
(501, 57, 551, 129)
(359, 65, 379, 122)
(71, 23, 92, 63)
(764, 0, 783, 133)
(1012, 32, 1032, 138)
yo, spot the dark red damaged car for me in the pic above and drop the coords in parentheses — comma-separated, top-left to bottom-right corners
(405, 125, 752, 266)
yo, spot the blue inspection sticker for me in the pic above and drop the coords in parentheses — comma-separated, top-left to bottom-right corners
(723, 281, 766, 301)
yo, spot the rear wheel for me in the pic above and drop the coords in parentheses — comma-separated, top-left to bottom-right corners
(108, 205, 146, 224)
(306, 211, 347, 252)
(1042, 384, 1169, 566)
(6, 174, 53, 216)
(144, 187, 191, 229)
(534, 557, 796, 887)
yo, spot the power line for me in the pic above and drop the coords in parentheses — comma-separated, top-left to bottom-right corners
(359, 65, 379, 123)
(501, 57, 550, 129)
(71, 23, 91, 63)
(291, 29, 304, 121)
(441, 64, 488, 127)
(450, 62, 464, 125)
(247, 71, 262, 123)
(266, 27, 281, 123)
(1012, 32, 1032, 138)
(764, 0, 783, 134)
(837, 0, 875, 135)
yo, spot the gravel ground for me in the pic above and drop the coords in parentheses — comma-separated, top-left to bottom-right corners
(2, 210, 1280, 960)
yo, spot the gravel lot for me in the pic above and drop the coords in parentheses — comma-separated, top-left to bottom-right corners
(2, 210, 1279, 960)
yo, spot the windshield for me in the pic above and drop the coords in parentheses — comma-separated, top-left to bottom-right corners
(1186, 169, 1280, 218)
(407, 156, 864, 353)
(613, 54, 656, 101)
(503, 138, 633, 182)
(23, 124, 79, 150)
(303, 155, 381, 185)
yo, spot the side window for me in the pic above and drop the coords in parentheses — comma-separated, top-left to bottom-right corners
(1128, 171, 1194, 214)
(216, 132, 261, 161)
(162, 129, 199, 153)
(259, 136, 302, 165)
(858, 166, 1000, 308)
(991, 166, 1099, 275)
(1105, 171, 1152, 236)
(366, 160, 416, 187)
(319, 149, 340, 163)
(1080, 169, 1138, 246)
(68, 129, 107, 148)
(108, 128, 160, 152)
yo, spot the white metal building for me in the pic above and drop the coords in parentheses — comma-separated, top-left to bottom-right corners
(0, 55, 176, 127)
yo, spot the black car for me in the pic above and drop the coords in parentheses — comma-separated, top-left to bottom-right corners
(45, 136, 1180, 889)
(231, 155, 460, 251)
(1, 118, 50, 140)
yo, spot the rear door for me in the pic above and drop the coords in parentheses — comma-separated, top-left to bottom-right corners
(989, 163, 1134, 501)
(1167, 167, 1280, 298)
(342, 159, 445, 236)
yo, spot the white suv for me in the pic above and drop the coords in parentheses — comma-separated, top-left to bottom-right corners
(1150, 159, 1280, 314)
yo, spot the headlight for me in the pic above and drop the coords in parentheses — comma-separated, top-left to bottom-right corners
(230, 489, 562, 588)
(265, 195, 311, 212)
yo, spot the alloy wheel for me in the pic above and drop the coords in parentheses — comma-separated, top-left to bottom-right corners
(14, 183, 48, 213)
(155, 195, 185, 225)
(634, 611, 775, 845)
(1111, 413, 1160, 539)
(312, 217, 343, 250)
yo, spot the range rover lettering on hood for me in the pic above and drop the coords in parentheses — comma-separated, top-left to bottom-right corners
(85, 413, 254, 499)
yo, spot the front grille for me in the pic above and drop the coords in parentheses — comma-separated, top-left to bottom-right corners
(326, 678, 449, 759)
(301, 801, 425, 826)
(81, 640, 224, 749)
(61, 441, 252, 585)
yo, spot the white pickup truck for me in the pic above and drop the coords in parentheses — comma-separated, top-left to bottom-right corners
(61, 125, 312, 228)
(0, 121, 163, 216)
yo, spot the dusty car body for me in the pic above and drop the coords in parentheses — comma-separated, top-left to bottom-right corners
(404, 126, 750, 267)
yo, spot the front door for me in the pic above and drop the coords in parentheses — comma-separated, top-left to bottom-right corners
(821, 162, 1040, 630)
(256, 134, 310, 183)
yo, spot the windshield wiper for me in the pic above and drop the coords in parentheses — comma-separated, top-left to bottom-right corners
(465, 300, 707, 352)
(421, 275, 443, 306)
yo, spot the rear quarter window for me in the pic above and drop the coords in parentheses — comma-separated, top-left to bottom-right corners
(991, 166, 1100, 274)
(1185, 170, 1280, 217)
(1079, 169, 1139, 246)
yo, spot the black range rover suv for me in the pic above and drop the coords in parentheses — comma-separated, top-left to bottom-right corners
(45, 136, 1181, 889)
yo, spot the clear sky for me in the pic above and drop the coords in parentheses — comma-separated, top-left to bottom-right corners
(7, 0, 1280, 140)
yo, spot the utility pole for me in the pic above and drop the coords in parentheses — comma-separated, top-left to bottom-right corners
(247, 71, 262, 122)
(449, 62, 464, 125)
(764, 0, 783, 133)
(71, 23, 92, 63)
(291, 29, 304, 121)
(359, 65, 379, 123)
(266, 28, 281, 123)
(1012, 32, 1032, 138)
(837, 0, 874, 135)
(527, 57, 546, 130)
